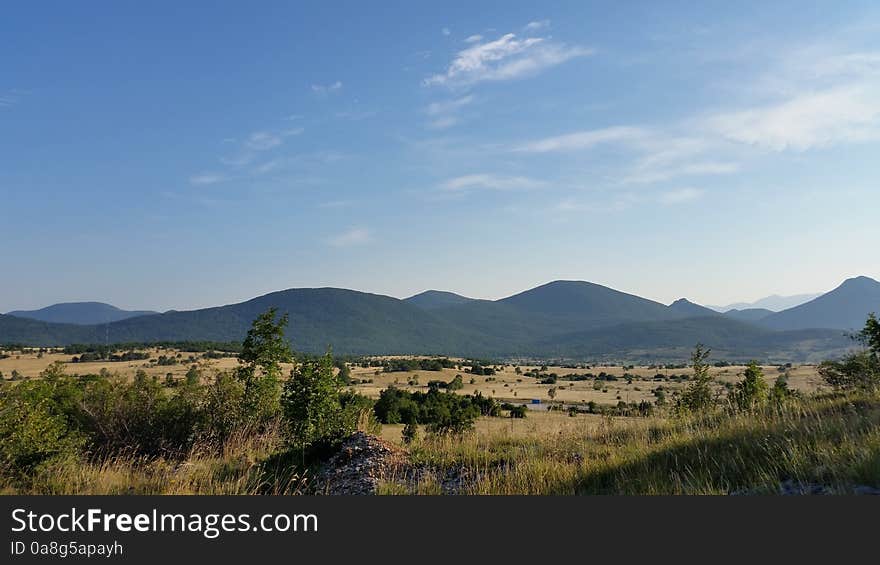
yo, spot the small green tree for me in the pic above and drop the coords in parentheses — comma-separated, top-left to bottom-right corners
(201, 371, 245, 452)
(818, 314, 880, 393)
(282, 352, 351, 453)
(446, 374, 464, 391)
(860, 313, 880, 360)
(401, 417, 419, 445)
(730, 362, 769, 411)
(236, 308, 293, 423)
(676, 344, 715, 413)
(185, 365, 201, 386)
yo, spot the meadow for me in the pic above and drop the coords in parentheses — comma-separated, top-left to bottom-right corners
(1, 310, 876, 496)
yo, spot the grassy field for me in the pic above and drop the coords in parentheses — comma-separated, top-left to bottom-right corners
(347, 362, 824, 407)
(5, 392, 876, 495)
(4, 347, 875, 496)
(0, 348, 825, 409)
(379, 393, 880, 495)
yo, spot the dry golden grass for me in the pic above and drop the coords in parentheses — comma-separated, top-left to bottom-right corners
(378, 393, 880, 495)
(1, 349, 824, 407)
(0, 423, 305, 495)
(347, 361, 824, 406)
(0, 348, 243, 380)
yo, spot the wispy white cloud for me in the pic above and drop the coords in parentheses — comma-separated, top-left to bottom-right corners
(318, 200, 353, 209)
(311, 81, 343, 95)
(425, 95, 474, 129)
(424, 32, 591, 87)
(440, 173, 546, 192)
(464, 34, 483, 43)
(244, 131, 284, 151)
(189, 172, 227, 186)
(700, 42, 880, 151)
(426, 95, 474, 116)
(221, 127, 304, 167)
(327, 227, 372, 247)
(442, 28, 451, 36)
(524, 20, 550, 31)
(0, 92, 20, 107)
(705, 84, 880, 151)
(658, 187, 705, 204)
(623, 160, 739, 184)
(515, 126, 648, 153)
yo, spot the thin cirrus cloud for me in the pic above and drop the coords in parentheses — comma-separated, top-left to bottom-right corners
(326, 227, 372, 247)
(464, 34, 483, 43)
(425, 95, 474, 129)
(440, 173, 546, 192)
(705, 84, 880, 151)
(524, 20, 550, 31)
(658, 187, 705, 204)
(189, 172, 227, 186)
(513, 126, 648, 153)
(622, 161, 740, 184)
(423, 32, 592, 87)
(311, 81, 343, 95)
(701, 45, 880, 151)
(220, 127, 304, 167)
(0, 91, 21, 107)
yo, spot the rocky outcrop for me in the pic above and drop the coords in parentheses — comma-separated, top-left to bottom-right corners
(311, 432, 411, 495)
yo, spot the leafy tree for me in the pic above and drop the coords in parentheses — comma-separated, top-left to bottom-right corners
(401, 418, 419, 445)
(818, 314, 880, 393)
(335, 362, 352, 385)
(282, 352, 351, 452)
(676, 344, 715, 413)
(446, 374, 464, 391)
(236, 308, 292, 423)
(185, 365, 201, 386)
(730, 362, 769, 411)
(201, 371, 245, 451)
(860, 313, 880, 360)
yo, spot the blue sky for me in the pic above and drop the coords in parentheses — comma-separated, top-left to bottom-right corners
(2, 1, 879, 312)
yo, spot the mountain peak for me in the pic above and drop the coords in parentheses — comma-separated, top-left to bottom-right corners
(840, 275, 879, 289)
(6, 302, 159, 325)
(667, 298, 718, 318)
(404, 290, 474, 310)
(761, 275, 880, 331)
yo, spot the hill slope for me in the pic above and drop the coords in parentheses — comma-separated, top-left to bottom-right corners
(724, 308, 774, 322)
(0, 279, 866, 361)
(404, 290, 474, 310)
(761, 276, 880, 331)
(499, 280, 674, 328)
(709, 293, 822, 312)
(7, 302, 158, 325)
(667, 298, 720, 319)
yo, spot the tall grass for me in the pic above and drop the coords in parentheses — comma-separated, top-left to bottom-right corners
(392, 394, 880, 494)
(4, 394, 878, 495)
(1, 421, 306, 495)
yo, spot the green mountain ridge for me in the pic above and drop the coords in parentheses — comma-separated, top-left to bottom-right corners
(0, 279, 870, 361)
(7, 302, 159, 325)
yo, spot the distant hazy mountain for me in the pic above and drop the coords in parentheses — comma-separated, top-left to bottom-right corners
(723, 308, 774, 323)
(0, 279, 867, 362)
(667, 298, 720, 319)
(498, 280, 674, 327)
(709, 293, 822, 312)
(6, 302, 158, 325)
(760, 276, 880, 331)
(404, 290, 474, 310)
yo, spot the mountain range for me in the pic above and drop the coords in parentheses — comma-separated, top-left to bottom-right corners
(2, 276, 877, 362)
(5, 302, 158, 325)
(708, 293, 823, 313)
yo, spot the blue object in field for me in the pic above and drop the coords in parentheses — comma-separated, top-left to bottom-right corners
(531, 399, 541, 404)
